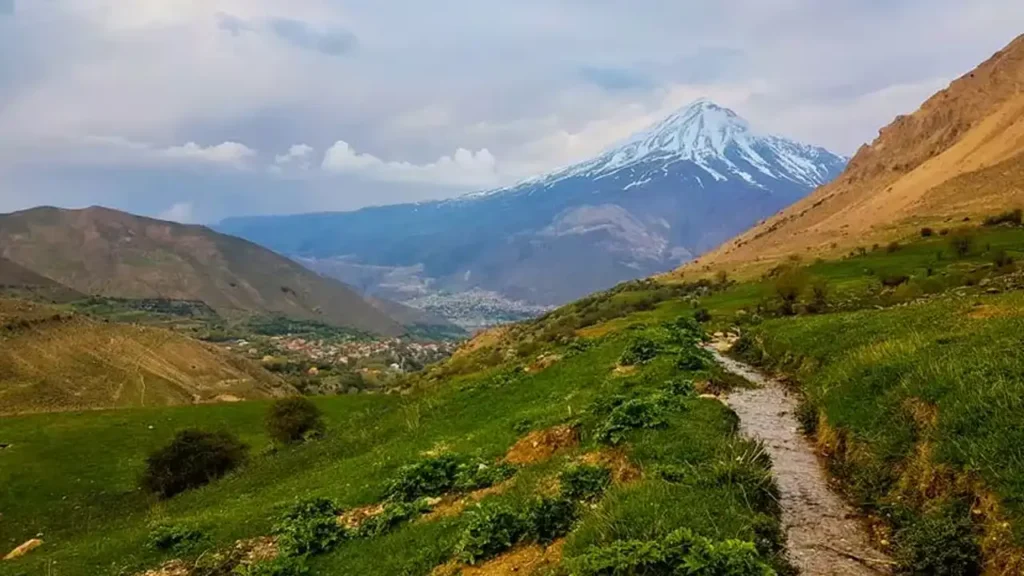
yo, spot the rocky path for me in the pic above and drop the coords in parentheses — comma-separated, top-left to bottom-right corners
(709, 348, 894, 575)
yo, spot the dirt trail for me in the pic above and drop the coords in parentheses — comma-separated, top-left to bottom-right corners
(710, 349, 894, 575)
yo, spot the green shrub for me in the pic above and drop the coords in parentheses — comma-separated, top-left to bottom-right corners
(694, 308, 712, 323)
(272, 498, 344, 557)
(266, 397, 326, 445)
(525, 496, 578, 544)
(665, 316, 705, 345)
(992, 249, 1015, 269)
(147, 524, 208, 554)
(385, 454, 515, 502)
(666, 379, 696, 397)
(567, 529, 774, 575)
(774, 271, 807, 316)
(893, 504, 980, 576)
(703, 445, 779, 515)
(455, 503, 530, 564)
(949, 228, 975, 258)
(560, 465, 612, 501)
(596, 396, 669, 445)
(619, 337, 659, 366)
(807, 279, 829, 314)
(880, 274, 910, 288)
(354, 500, 430, 538)
(233, 556, 310, 576)
(141, 429, 249, 498)
(676, 347, 713, 372)
(982, 208, 1022, 227)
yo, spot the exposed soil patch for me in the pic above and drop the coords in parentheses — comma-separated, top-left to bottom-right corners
(967, 303, 1020, 319)
(338, 503, 386, 530)
(579, 449, 642, 485)
(611, 364, 637, 376)
(525, 353, 562, 374)
(423, 481, 513, 522)
(139, 560, 190, 576)
(135, 537, 278, 576)
(432, 540, 564, 576)
(710, 348, 894, 575)
(504, 425, 579, 465)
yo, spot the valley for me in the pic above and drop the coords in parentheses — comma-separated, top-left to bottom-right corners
(2, 18, 1024, 576)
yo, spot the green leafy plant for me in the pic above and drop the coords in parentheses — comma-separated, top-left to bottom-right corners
(455, 503, 530, 564)
(272, 497, 345, 557)
(893, 503, 980, 576)
(385, 454, 515, 502)
(596, 395, 669, 445)
(618, 337, 659, 366)
(354, 500, 430, 539)
(147, 523, 208, 554)
(525, 496, 578, 544)
(560, 464, 612, 501)
(676, 347, 713, 372)
(568, 528, 775, 575)
(266, 397, 326, 445)
(141, 429, 249, 498)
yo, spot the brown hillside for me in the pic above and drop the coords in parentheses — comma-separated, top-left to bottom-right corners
(0, 298, 293, 414)
(0, 257, 83, 302)
(0, 206, 404, 335)
(679, 34, 1024, 276)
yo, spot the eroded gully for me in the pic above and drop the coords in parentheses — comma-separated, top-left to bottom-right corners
(707, 347, 894, 575)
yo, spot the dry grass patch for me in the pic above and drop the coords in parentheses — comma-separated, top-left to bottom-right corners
(432, 540, 563, 576)
(504, 425, 579, 465)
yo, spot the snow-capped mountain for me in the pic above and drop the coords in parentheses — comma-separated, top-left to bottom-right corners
(219, 99, 846, 320)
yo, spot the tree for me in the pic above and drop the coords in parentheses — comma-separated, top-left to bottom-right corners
(949, 228, 975, 258)
(774, 270, 807, 316)
(267, 397, 326, 445)
(142, 429, 249, 498)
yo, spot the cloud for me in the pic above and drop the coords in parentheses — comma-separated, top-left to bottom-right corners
(579, 66, 654, 91)
(269, 18, 357, 56)
(274, 143, 314, 168)
(216, 12, 252, 36)
(161, 142, 256, 166)
(322, 141, 499, 187)
(158, 201, 195, 223)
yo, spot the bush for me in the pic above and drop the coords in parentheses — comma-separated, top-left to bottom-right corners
(385, 454, 514, 502)
(147, 524, 207, 554)
(596, 395, 670, 445)
(619, 337, 659, 366)
(880, 274, 910, 288)
(354, 500, 430, 538)
(141, 429, 249, 498)
(983, 208, 1022, 227)
(559, 465, 612, 501)
(568, 529, 774, 576)
(886, 241, 902, 253)
(893, 504, 980, 576)
(774, 271, 807, 316)
(992, 249, 1015, 269)
(806, 279, 829, 314)
(272, 498, 345, 557)
(676, 347, 713, 372)
(920, 227, 934, 237)
(266, 397, 325, 445)
(949, 228, 975, 258)
(525, 496, 578, 544)
(665, 316, 704, 345)
(694, 308, 712, 323)
(456, 503, 530, 564)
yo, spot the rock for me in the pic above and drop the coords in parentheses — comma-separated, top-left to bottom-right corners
(3, 538, 43, 560)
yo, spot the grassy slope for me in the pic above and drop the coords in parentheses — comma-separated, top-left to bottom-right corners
(0, 297, 782, 576)
(695, 224, 1024, 571)
(0, 299, 290, 414)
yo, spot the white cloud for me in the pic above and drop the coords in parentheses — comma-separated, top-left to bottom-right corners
(161, 141, 256, 166)
(274, 143, 314, 169)
(157, 201, 195, 223)
(322, 141, 500, 187)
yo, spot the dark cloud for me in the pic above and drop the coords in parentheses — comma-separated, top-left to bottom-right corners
(269, 18, 357, 56)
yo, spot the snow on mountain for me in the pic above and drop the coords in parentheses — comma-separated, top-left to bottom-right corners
(468, 98, 846, 198)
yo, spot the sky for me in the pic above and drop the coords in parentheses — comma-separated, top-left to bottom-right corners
(1, 1, 1023, 223)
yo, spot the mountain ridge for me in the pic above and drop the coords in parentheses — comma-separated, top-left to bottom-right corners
(0, 205, 407, 335)
(680, 33, 1024, 276)
(219, 100, 846, 314)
